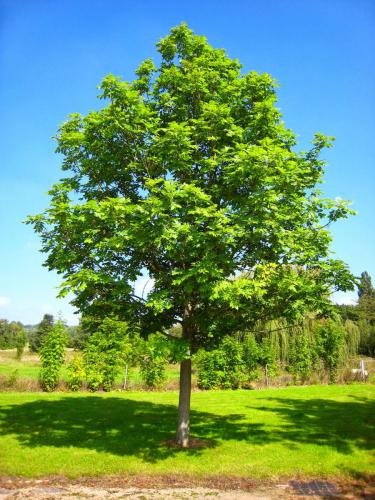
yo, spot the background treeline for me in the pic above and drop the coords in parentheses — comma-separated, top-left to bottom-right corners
(194, 316, 360, 389)
(335, 271, 375, 356)
(1, 270, 374, 392)
(0, 320, 27, 358)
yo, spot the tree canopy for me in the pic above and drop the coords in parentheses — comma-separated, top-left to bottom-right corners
(28, 23, 355, 446)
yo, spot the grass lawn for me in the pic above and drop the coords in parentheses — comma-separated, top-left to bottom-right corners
(0, 384, 374, 479)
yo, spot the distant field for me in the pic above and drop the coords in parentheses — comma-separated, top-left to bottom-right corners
(0, 384, 373, 479)
(0, 349, 181, 389)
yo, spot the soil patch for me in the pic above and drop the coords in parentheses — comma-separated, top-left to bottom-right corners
(0, 475, 373, 499)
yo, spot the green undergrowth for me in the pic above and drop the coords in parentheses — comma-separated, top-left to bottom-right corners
(0, 350, 180, 389)
(0, 384, 373, 479)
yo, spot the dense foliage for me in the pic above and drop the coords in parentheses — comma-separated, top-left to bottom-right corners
(83, 319, 131, 391)
(29, 314, 54, 353)
(0, 320, 27, 352)
(336, 270, 375, 356)
(39, 321, 67, 391)
(194, 316, 360, 389)
(28, 23, 355, 342)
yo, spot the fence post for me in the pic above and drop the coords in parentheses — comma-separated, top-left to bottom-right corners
(123, 364, 128, 390)
(360, 360, 366, 382)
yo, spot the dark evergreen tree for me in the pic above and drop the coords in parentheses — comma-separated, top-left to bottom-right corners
(29, 314, 54, 353)
(358, 271, 375, 299)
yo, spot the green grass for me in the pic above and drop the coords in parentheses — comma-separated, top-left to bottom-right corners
(0, 384, 373, 479)
(0, 351, 40, 380)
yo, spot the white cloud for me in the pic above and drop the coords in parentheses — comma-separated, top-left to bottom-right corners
(331, 292, 357, 306)
(0, 296, 10, 307)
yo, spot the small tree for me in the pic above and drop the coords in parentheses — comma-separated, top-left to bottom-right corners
(84, 318, 130, 391)
(288, 328, 313, 383)
(242, 333, 260, 380)
(28, 24, 355, 446)
(15, 329, 27, 360)
(30, 314, 54, 353)
(314, 319, 345, 383)
(66, 352, 85, 391)
(39, 320, 67, 391)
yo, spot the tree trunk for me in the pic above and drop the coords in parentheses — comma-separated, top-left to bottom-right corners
(176, 357, 192, 447)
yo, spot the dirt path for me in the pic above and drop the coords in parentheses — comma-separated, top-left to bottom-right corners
(0, 476, 372, 499)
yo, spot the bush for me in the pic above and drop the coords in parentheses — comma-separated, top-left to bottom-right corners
(195, 349, 226, 389)
(195, 336, 246, 390)
(242, 333, 260, 381)
(66, 352, 85, 391)
(139, 334, 167, 388)
(258, 337, 278, 378)
(15, 330, 27, 360)
(314, 319, 346, 383)
(39, 321, 67, 391)
(288, 329, 313, 383)
(83, 319, 130, 391)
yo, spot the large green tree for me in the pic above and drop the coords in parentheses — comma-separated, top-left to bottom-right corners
(28, 24, 355, 446)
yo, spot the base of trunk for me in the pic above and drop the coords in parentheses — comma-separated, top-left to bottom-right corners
(164, 437, 214, 449)
(176, 358, 191, 448)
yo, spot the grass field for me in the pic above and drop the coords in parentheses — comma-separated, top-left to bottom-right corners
(0, 384, 373, 479)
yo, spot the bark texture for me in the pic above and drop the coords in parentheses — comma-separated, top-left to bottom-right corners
(176, 357, 192, 447)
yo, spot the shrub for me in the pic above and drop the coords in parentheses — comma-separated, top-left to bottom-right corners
(258, 337, 278, 378)
(15, 330, 27, 360)
(39, 321, 67, 391)
(7, 369, 19, 388)
(195, 336, 246, 390)
(83, 319, 131, 391)
(66, 352, 85, 391)
(139, 334, 167, 388)
(195, 349, 225, 390)
(242, 333, 260, 381)
(314, 319, 346, 383)
(288, 328, 313, 383)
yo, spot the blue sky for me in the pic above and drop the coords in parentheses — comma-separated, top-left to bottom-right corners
(0, 0, 374, 325)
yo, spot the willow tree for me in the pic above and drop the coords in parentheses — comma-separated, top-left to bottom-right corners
(28, 23, 355, 447)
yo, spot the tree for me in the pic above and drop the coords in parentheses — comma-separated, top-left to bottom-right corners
(358, 271, 374, 299)
(28, 24, 355, 446)
(0, 320, 27, 352)
(29, 314, 54, 353)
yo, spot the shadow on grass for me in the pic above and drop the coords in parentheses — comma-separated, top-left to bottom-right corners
(248, 395, 375, 455)
(0, 394, 373, 463)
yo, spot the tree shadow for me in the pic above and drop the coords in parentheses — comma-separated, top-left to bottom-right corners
(0, 393, 373, 463)
(0, 396, 264, 462)
(247, 395, 375, 455)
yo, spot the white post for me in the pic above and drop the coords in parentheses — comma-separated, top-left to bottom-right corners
(123, 364, 128, 390)
(360, 360, 366, 382)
